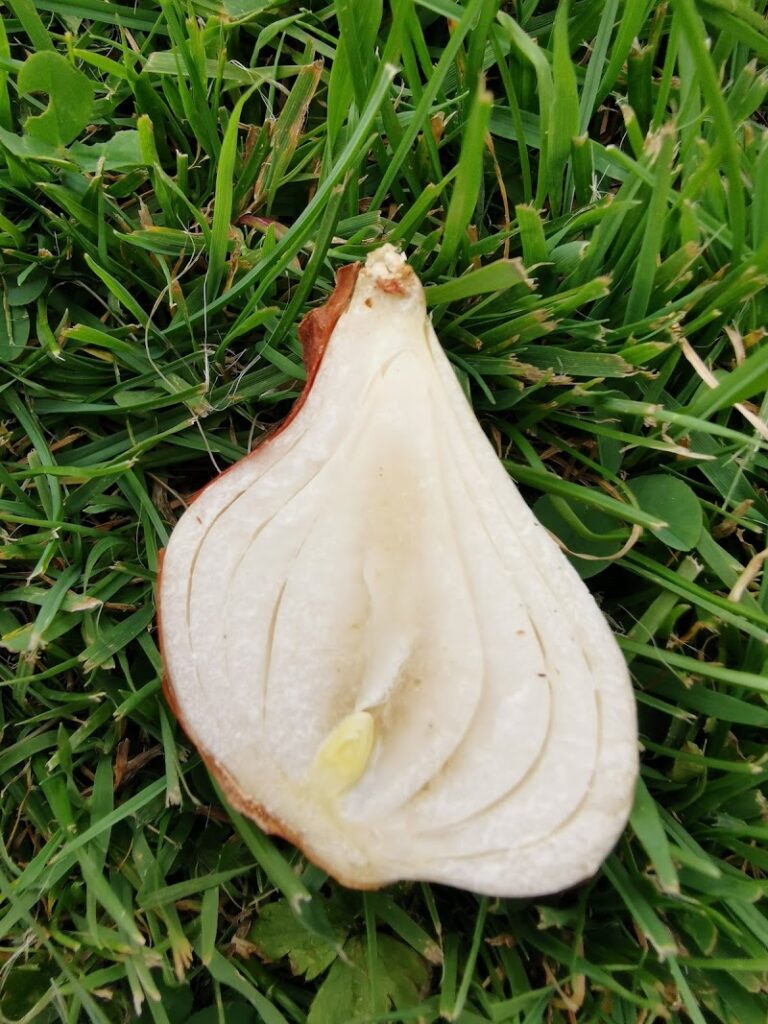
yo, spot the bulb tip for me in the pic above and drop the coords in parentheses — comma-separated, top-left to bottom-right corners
(363, 244, 416, 297)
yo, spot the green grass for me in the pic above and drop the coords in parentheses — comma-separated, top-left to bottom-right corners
(1, 0, 767, 1021)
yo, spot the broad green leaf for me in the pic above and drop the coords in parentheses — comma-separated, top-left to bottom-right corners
(627, 474, 703, 551)
(0, 123, 72, 163)
(69, 130, 144, 171)
(533, 495, 623, 579)
(249, 899, 347, 980)
(18, 51, 94, 146)
(307, 935, 429, 1024)
(0, 965, 57, 1019)
(6, 269, 47, 306)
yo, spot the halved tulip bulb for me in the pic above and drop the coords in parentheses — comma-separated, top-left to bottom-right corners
(158, 245, 638, 897)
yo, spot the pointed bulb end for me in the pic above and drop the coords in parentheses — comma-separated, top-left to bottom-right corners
(363, 243, 417, 297)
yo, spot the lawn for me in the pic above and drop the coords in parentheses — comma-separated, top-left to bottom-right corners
(1, 0, 768, 1021)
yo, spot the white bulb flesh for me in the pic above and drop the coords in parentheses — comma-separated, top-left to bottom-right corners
(159, 245, 638, 897)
